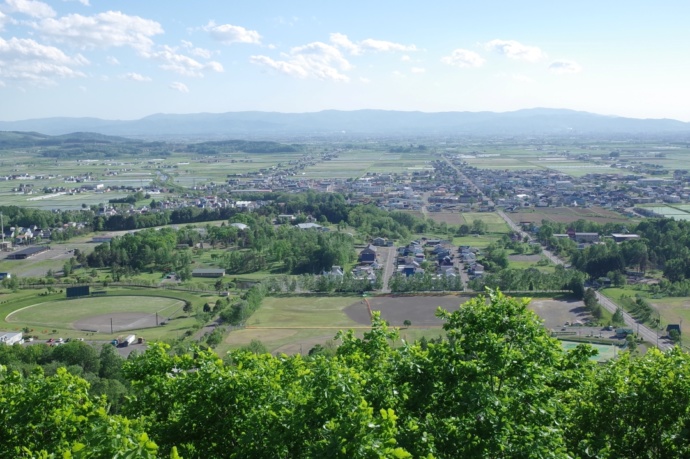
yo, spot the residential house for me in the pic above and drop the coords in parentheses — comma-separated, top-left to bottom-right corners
(359, 245, 378, 264)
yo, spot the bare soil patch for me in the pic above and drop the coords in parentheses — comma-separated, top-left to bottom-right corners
(508, 254, 542, 262)
(345, 295, 471, 327)
(74, 312, 159, 333)
(508, 207, 632, 225)
(426, 212, 465, 226)
(528, 298, 589, 329)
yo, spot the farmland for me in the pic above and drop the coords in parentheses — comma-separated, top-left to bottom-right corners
(506, 206, 633, 225)
(0, 134, 687, 355)
(216, 293, 606, 355)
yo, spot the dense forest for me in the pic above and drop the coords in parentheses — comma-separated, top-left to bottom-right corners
(0, 132, 301, 158)
(184, 139, 301, 154)
(2, 291, 690, 458)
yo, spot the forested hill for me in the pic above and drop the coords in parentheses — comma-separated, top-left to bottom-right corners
(0, 131, 135, 149)
(0, 131, 302, 157)
(185, 139, 301, 154)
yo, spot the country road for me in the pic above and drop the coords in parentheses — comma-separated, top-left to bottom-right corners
(380, 245, 396, 293)
(495, 191, 670, 350)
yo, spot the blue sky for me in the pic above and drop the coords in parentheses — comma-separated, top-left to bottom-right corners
(1, 0, 689, 121)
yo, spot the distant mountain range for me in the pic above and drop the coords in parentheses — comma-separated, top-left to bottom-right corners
(1, 108, 689, 139)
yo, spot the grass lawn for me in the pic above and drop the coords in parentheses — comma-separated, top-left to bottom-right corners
(6, 295, 184, 328)
(216, 294, 452, 355)
(461, 212, 511, 234)
(0, 287, 207, 341)
(453, 234, 502, 249)
(507, 259, 555, 272)
(217, 295, 364, 354)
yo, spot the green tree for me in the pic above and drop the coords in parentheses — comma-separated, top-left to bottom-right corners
(0, 366, 157, 458)
(471, 219, 488, 235)
(51, 341, 100, 374)
(241, 339, 267, 354)
(611, 307, 624, 326)
(98, 343, 124, 380)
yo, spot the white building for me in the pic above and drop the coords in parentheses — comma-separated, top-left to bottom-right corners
(0, 332, 23, 345)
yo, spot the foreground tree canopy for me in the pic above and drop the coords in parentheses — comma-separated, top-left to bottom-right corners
(3, 290, 690, 458)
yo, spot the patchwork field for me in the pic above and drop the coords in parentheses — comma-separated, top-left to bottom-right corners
(219, 294, 588, 355)
(507, 206, 633, 225)
(426, 212, 465, 226)
(461, 212, 511, 233)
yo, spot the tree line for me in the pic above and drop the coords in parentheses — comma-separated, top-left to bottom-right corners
(3, 291, 690, 458)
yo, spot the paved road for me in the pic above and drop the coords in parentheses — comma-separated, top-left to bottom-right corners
(380, 245, 396, 293)
(495, 210, 670, 350)
(595, 291, 671, 351)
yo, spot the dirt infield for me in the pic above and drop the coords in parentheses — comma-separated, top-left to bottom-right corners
(345, 295, 471, 327)
(74, 312, 160, 333)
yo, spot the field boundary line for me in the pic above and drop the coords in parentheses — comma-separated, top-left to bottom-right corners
(364, 297, 373, 318)
(5, 302, 49, 322)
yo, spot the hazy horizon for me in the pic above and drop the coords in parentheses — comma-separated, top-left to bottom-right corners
(2, 1, 689, 122)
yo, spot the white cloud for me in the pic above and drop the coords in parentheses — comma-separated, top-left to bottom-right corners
(549, 60, 582, 74)
(251, 41, 351, 82)
(485, 39, 545, 62)
(36, 11, 163, 52)
(400, 55, 411, 62)
(329, 32, 359, 54)
(122, 72, 151, 82)
(0, 80, 6, 87)
(359, 38, 416, 53)
(0, 10, 6, 30)
(410, 67, 426, 74)
(142, 45, 223, 77)
(4, 0, 55, 18)
(0, 36, 87, 84)
(181, 40, 213, 59)
(205, 21, 261, 45)
(169, 81, 189, 92)
(359, 77, 370, 84)
(106, 56, 119, 65)
(64, 0, 90, 6)
(441, 49, 485, 68)
(330, 33, 415, 55)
